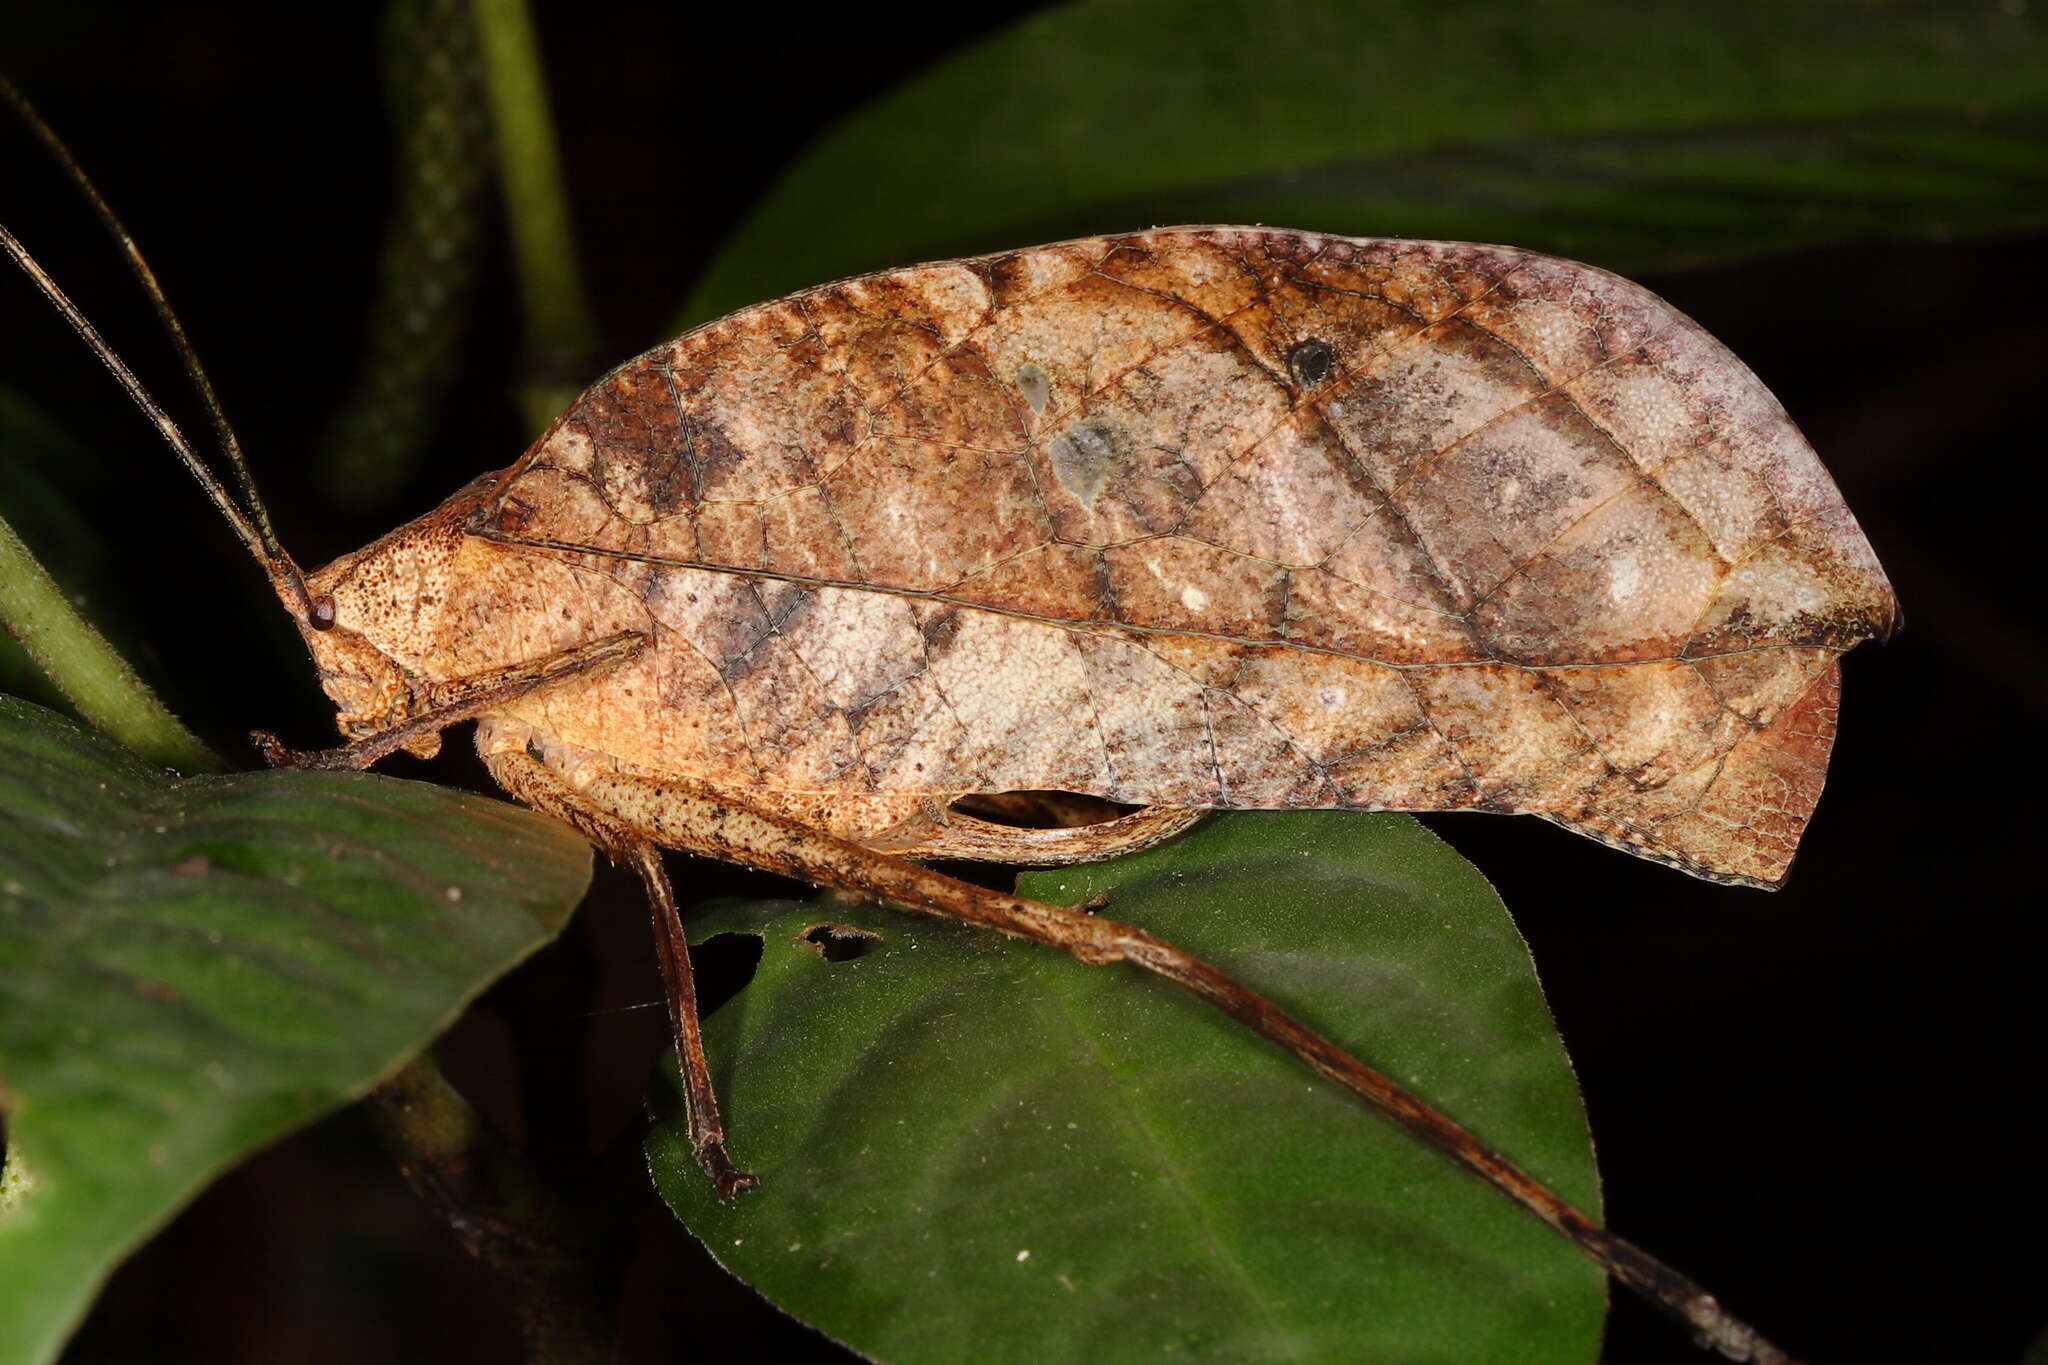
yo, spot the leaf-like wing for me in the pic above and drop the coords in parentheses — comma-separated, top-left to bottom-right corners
(463, 229, 1894, 885)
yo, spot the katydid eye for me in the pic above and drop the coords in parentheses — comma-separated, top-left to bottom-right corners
(309, 594, 337, 631)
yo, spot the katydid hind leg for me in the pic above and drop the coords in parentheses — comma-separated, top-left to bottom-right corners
(487, 752, 1800, 1362)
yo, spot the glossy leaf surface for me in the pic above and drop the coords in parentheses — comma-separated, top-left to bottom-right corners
(651, 811, 1602, 1363)
(0, 696, 591, 1365)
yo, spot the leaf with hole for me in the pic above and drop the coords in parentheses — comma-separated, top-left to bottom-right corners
(649, 811, 1603, 1364)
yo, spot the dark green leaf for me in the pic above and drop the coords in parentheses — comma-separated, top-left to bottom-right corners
(681, 0, 2047, 329)
(0, 695, 591, 1365)
(650, 811, 1602, 1363)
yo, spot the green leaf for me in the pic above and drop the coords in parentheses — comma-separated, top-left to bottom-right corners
(0, 695, 591, 1365)
(680, 0, 2047, 329)
(649, 811, 1602, 1363)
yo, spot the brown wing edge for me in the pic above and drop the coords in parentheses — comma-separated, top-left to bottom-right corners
(1538, 658, 1845, 889)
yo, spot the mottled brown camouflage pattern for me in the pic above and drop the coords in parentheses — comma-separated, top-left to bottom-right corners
(306, 228, 1895, 887)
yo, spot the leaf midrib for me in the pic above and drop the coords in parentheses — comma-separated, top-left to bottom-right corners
(1014, 895, 1293, 1343)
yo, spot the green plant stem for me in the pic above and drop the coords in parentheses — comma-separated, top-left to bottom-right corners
(470, 0, 601, 434)
(0, 511, 217, 772)
(369, 1052, 623, 1365)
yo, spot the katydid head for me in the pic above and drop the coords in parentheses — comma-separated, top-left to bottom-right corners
(283, 473, 505, 752)
(270, 569, 406, 747)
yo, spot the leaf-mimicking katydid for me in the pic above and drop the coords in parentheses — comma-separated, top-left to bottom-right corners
(2, 78, 1893, 1364)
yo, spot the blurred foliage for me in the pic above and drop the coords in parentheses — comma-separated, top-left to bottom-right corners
(0, 696, 590, 1365)
(682, 0, 2047, 328)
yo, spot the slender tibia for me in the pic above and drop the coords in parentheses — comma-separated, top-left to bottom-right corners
(626, 843, 758, 1201)
(472, 733, 756, 1201)
(255, 631, 645, 772)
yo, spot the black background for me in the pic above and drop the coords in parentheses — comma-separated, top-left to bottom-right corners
(3, 4, 2041, 1362)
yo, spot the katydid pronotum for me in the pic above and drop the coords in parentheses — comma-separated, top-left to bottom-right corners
(1, 81, 1895, 1365)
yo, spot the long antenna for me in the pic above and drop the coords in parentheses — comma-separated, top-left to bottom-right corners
(0, 73, 309, 611)
(0, 221, 272, 565)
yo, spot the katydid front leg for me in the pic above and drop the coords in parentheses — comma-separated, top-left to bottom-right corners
(256, 628, 757, 1200)
(629, 841, 758, 1200)
(256, 630, 647, 771)
(471, 726, 757, 1200)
